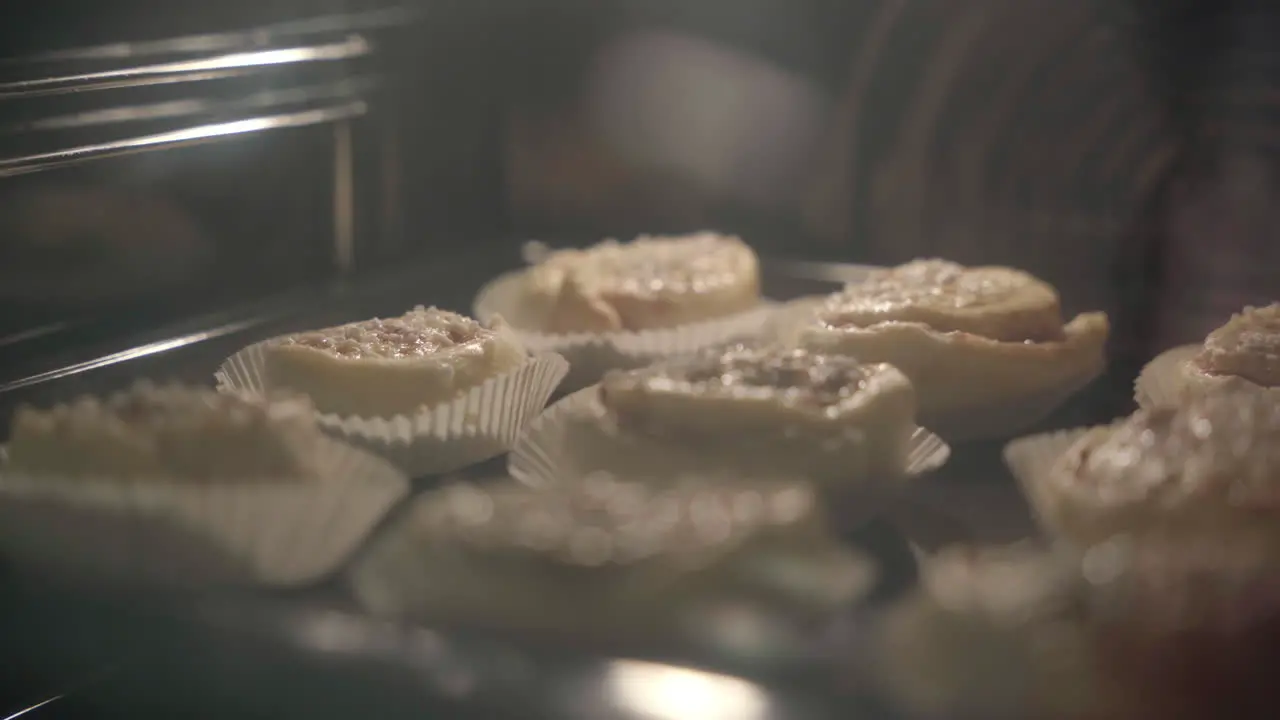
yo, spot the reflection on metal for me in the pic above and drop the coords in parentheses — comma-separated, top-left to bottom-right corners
(605, 660, 768, 720)
(6, 8, 415, 64)
(13, 78, 379, 132)
(0, 318, 263, 393)
(1, 694, 62, 720)
(0, 37, 371, 99)
(0, 101, 367, 177)
(0, 323, 70, 350)
(334, 121, 356, 273)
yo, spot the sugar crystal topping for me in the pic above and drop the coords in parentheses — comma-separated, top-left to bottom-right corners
(607, 345, 878, 411)
(278, 306, 492, 360)
(1197, 304, 1280, 386)
(828, 260, 1032, 314)
(8, 381, 318, 479)
(1061, 389, 1280, 508)
(817, 259, 1064, 341)
(540, 233, 752, 296)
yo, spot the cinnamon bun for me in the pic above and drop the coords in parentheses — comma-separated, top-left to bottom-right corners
(354, 472, 873, 639)
(595, 344, 918, 480)
(797, 259, 1109, 439)
(264, 306, 527, 417)
(1029, 388, 1280, 547)
(1137, 304, 1280, 408)
(879, 537, 1280, 720)
(522, 232, 762, 333)
(6, 382, 320, 481)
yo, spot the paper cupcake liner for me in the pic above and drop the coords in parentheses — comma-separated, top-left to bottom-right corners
(509, 387, 950, 492)
(0, 438, 410, 588)
(216, 344, 569, 477)
(473, 269, 778, 390)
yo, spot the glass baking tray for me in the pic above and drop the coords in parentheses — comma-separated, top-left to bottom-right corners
(0, 251, 1121, 719)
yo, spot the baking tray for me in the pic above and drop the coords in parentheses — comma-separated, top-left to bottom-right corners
(0, 252, 1121, 719)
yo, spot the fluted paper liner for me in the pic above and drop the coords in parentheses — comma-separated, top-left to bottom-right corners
(216, 344, 569, 477)
(473, 269, 777, 390)
(1135, 344, 1280, 409)
(0, 438, 409, 588)
(509, 387, 950, 492)
(1003, 426, 1100, 538)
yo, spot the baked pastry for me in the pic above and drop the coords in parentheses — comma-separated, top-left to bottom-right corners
(877, 544, 1114, 720)
(1137, 304, 1280, 408)
(796, 259, 1109, 438)
(878, 537, 1280, 720)
(1024, 388, 1280, 548)
(264, 306, 527, 417)
(522, 232, 761, 333)
(6, 382, 319, 481)
(356, 472, 873, 642)
(591, 344, 919, 482)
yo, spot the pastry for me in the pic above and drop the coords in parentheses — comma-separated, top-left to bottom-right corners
(355, 472, 874, 642)
(1025, 388, 1280, 548)
(590, 344, 919, 482)
(878, 537, 1280, 720)
(1137, 304, 1280, 408)
(264, 306, 527, 417)
(522, 232, 761, 333)
(877, 543, 1114, 720)
(795, 259, 1109, 438)
(1, 382, 411, 587)
(6, 382, 320, 481)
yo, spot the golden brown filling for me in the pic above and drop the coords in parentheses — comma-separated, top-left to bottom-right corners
(819, 259, 1065, 342)
(1195, 304, 1280, 387)
(603, 346, 872, 411)
(279, 307, 489, 360)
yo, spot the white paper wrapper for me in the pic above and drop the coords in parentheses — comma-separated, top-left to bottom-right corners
(1002, 426, 1099, 539)
(0, 439, 410, 588)
(472, 269, 777, 390)
(509, 387, 950, 492)
(216, 345, 569, 477)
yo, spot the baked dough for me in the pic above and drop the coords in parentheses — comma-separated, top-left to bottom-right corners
(877, 544, 1112, 720)
(1032, 388, 1280, 547)
(264, 306, 527, 417)
(6, 382, 319, 481)
(797, 259, 1108, 436)
(879, 537, 1280, 720)
(593, 344, 919, 482)
(1139, 304, 1280, 407)
(523, 232, 761, 333)
(366, 472, 872, 638)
